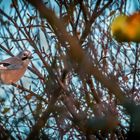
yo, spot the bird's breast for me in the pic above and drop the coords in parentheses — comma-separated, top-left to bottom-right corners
(0, 67, 27, 84)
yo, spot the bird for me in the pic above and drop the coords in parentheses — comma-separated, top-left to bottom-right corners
(0, 50, 32, 84)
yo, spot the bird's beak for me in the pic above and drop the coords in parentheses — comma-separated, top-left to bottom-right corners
(29, 55, 33, 59)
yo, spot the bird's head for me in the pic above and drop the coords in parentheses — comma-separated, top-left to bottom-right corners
(17, 50, 33, 61)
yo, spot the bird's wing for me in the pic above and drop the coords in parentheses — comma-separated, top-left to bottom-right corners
(0, 57, 23, 70)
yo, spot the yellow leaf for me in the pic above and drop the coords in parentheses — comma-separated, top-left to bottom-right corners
(111, 15, 128, 42)
(125, 12, 140, 41)
(111, 12, 140, 42)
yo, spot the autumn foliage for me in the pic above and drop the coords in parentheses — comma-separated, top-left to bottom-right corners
(111, 12, 140, 42)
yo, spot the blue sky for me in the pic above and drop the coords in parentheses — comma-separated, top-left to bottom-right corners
(0, 0, 11, 10)
(126, 0, 140, 14)
(0, 0, 139, 14)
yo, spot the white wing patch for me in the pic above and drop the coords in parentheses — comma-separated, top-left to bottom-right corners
(0, 64, 7, 69)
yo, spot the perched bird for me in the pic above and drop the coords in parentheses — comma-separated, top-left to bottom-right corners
(0, 50, 32, 84)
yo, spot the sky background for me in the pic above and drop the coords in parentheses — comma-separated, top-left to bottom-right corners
(0, 0, 140, 13)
